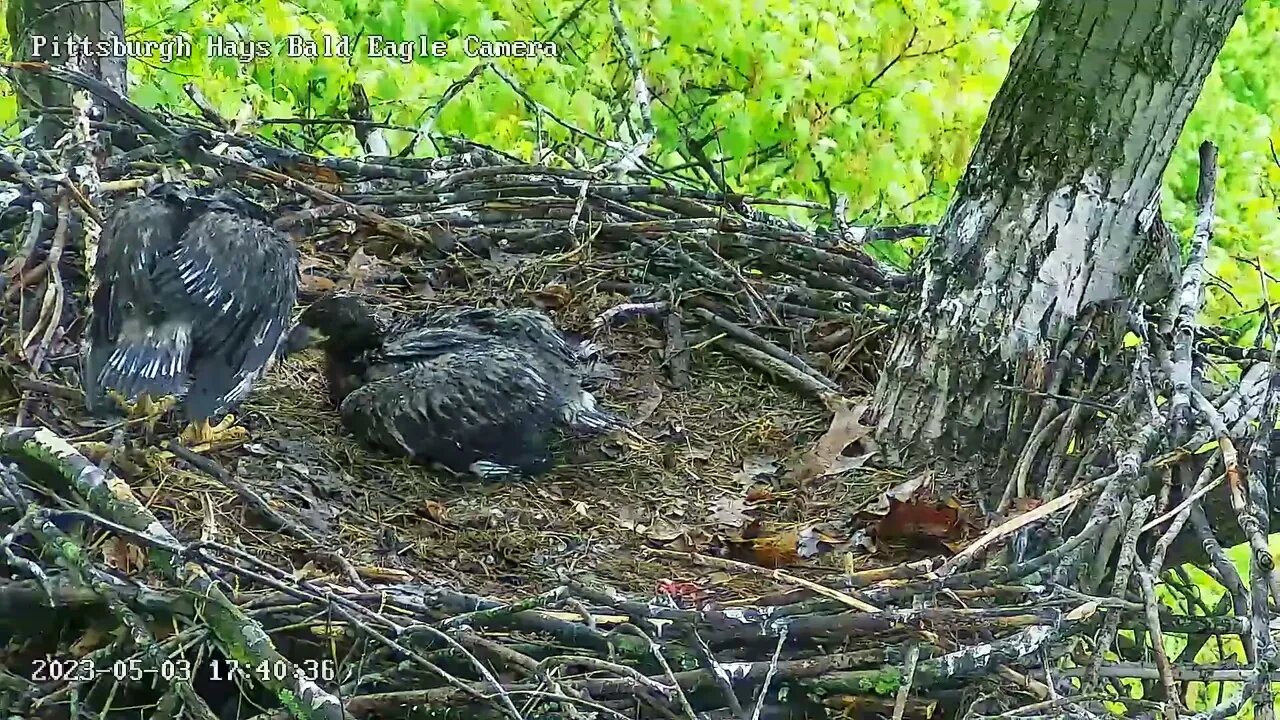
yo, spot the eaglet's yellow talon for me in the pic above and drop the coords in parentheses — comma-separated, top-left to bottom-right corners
(180, 415, 249, 449)
(107, 391, 178, 433)
(72, 441, 113, 460)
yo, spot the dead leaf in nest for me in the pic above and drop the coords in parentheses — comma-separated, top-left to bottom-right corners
(710, 495, 751, 528)
(736, 531, 801, 568)
(289, 163, 341, 184)
(572, 500, 591, 518)
(615, 505, 645, 532)
(744, 485, 775, 503)
(102, 536, 145, 575)
(616, 507, 684, 542)
(300, 274, 336, 293)
(355, 565, 412, 583)
(876, 500, 962, 542)
(849, 528, 876, 553)
(733, 455, 779, 486)
(419, 500, 450, 524)
(341, 247, 382, 290)
(645, 516, 685, 542)
(530, 284, 572, 310)
(634, 382, 664, 423)
(866, 475, 929, 516)
(797, 525, 847, 558)
(785, 400, 876, 483)
(293, 561, 321, 581)
(664, 531, 710, 553)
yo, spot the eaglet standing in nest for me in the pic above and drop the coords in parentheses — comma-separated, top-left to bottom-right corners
(286, 294, 626, 479)
(81, 183, 299, 446)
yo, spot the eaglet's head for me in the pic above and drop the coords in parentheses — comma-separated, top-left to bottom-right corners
(286, 295, 382, 356)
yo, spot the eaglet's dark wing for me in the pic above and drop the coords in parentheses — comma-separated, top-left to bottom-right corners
(338, 345, 565, 477)
(83, 198, 193, 408)
(168, 210, 299, 420)
(417, 306, 581, 366)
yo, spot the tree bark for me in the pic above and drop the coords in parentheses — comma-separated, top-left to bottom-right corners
(6, 0, 127, 144)
(874, 0, 1244, 470)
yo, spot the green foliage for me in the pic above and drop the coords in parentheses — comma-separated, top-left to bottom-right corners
(0, 0, 1273, 296)
(1, 0, 1274, 298)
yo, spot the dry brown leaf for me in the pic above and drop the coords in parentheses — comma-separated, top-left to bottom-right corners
(354, 565, 413, 583)
(342, 247, 382, 290)
(866, 475, 929, 516)
(530, 284, 572, 309)
(798, 525, 846, 558)
(710, 495, 751, 528)
(300, 274, 336, 293)
(786, 400, 875, 483)
(646, 516, 685, 542)
(293, 561, 321, 581)
(1011, 497, 1044, 513)
(634, 382, 664, 423)
(290, 163, 342, 184)
(615, 505, 645, 532)
(742, 531, 801, 567)
(419, 500, 450, 523)
(102, 536, 146, 575)
(876, 500, 962, 542)
(733, 455, 779, 486)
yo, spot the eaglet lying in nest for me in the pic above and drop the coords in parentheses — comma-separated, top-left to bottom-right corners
(286, 294, 626, 480)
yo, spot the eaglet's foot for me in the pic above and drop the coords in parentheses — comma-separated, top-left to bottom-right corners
(107, 391, 178, 435)
(179, 415, 249, 450)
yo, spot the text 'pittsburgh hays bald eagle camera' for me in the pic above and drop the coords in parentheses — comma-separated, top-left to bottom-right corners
(81, 184, 299, 445)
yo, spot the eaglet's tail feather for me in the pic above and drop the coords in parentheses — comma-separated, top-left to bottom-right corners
(562, 389, 627, 436)
(86, 320, 193, 408)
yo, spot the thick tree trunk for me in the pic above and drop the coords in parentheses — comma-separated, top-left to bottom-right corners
(874, 0, 1244, 470)
(6, 0, 126, 144)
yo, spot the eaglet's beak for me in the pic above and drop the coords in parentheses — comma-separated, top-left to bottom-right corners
(284, 324, 327, 355)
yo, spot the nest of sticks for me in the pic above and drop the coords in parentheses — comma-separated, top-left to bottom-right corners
(0, 60, 1277, 720)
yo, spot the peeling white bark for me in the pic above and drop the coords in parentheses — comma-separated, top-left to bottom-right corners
(875, 0, 1246, 463)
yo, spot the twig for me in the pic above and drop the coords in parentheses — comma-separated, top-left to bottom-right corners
(644, 548, 879, 611)
(712, 338, 838, 403)
(596, 0, 655, 178)
(1166, 141, 1217, 445)
(165, 440, 318, 544)
(749, 624, 788, 720)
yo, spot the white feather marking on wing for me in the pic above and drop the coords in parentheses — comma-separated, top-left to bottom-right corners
(469, 461, 515, 478)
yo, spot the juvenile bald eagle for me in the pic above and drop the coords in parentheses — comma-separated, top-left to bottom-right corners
(287, 295, 621, 479)
(82, 184, 299, 445)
